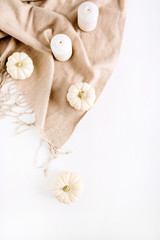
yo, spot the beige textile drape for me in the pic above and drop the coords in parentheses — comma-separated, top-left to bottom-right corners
(0, 0, 126, 147)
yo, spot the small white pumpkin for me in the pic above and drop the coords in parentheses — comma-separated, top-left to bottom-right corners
(6, 52, 34, 80)
(52, 172, 83, 204)
(67, 82, 96, 111)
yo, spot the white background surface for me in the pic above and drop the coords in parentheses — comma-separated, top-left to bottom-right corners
(0, 1, 160, 239)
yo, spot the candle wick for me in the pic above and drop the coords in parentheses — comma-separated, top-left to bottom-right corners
(85, 6, 92, 13)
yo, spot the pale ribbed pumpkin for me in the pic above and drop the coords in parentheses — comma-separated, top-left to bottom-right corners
(6, 52, 34, 80)
(52, 172, 83, 204)
(67, 82, 96, 111)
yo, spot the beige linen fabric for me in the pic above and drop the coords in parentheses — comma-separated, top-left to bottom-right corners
(0, 0, 126, 148)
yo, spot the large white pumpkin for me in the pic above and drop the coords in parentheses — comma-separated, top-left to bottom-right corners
(67, 82, 96, 111)
(6, 52, 34, 80)
(52, 172, 83, 204)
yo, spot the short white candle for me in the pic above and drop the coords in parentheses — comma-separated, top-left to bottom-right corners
(78, 1, 99, 32)
(50, 34, 72, 62)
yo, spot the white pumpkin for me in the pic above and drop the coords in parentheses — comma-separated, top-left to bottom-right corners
(67, 82, 96, 111)
(52, 172, 83, 204)
(6, 52, 34, 80)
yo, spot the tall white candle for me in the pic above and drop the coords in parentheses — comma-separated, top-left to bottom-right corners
(78, 1, 99, 32)
(50, 34, 72, 62)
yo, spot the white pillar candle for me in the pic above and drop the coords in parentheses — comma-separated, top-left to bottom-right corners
(50, 34, 72, 62)
(78, 1, 99, 32)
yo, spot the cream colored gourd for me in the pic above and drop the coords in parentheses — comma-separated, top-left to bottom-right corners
(67, 82, 96, 111)
(52, 172, 83, 204)
(6, 52, 34, 80)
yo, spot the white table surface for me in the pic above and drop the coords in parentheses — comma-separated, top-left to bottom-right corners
(0, 1, 160, 239)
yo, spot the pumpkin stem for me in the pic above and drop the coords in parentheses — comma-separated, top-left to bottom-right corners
(63, 185, 70, 192)
(78, 91, 85, 99)
(15, 61, 23, 68)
